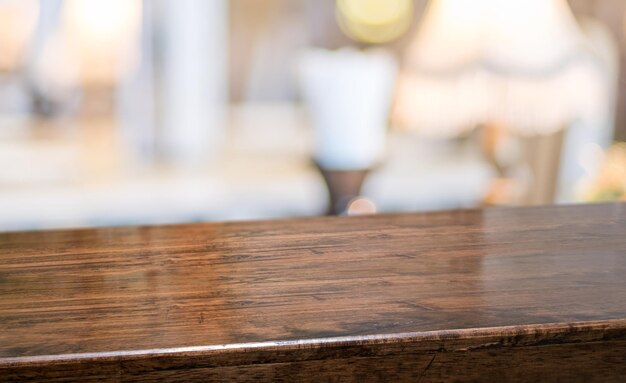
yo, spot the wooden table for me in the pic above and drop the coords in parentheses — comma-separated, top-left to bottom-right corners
(1, 203, 625, 382)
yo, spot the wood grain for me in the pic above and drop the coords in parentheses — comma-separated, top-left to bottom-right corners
(1, 203, 626, 381)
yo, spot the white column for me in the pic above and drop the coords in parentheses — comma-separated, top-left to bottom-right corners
(117, 0, 156, 164)
(159, 0, 228, 167)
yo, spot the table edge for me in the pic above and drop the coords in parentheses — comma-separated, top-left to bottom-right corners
(3, 318, 626, 368)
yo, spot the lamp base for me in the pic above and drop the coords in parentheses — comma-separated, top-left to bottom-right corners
(315, 161, 371, 215)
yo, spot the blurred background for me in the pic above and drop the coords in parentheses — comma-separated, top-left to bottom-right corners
(0, 0, 625, 231)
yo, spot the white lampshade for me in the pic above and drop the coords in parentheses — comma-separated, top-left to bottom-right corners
(299, 48, 397, 169)
(409, 0, 584, 74)
(394, 0, 611, 136)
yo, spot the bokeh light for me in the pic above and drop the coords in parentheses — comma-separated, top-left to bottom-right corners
(346, 197, 377, 215)
(335, 0, 413, 44)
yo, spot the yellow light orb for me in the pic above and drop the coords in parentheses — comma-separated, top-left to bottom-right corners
(336, 0, 413, 44)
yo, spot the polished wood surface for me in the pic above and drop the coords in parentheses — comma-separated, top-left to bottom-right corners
(1, 203, 626, 381)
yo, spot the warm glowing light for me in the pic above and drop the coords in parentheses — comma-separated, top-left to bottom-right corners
(62, 0, 142, 85)
(63, 0, 141, 46)
(336, 0, 413, 43)
(0, 0, 39, 71)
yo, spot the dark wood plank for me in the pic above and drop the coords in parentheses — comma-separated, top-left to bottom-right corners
(1, 203, 625, 381)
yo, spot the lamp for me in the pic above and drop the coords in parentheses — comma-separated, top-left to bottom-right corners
(393, 0, 613, 204)
(394, 0, 608, 136)
(298, 48, 397, 213)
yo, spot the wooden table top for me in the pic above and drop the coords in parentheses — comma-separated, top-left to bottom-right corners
(1, 203, 626, 369)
